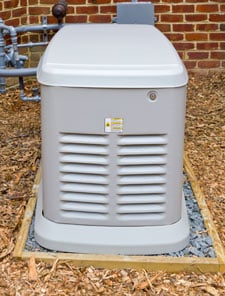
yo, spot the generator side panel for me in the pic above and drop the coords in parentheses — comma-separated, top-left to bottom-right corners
(41, 86, 186, 227)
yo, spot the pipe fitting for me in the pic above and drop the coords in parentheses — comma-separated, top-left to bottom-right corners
(19, 76, 41, 102)
(0, 18, 62, 100)
(20, 90, 41, 102)
(52, 1, 68, 24)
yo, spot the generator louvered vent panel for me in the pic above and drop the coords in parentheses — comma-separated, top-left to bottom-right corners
(117, 134, 168, 224)
(58, 132, 168, 226)
(59, 133, 109, 222)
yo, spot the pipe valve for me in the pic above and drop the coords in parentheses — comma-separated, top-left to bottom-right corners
(52, 0, 68, 24)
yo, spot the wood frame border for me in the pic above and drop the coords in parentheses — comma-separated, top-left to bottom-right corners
(13, 154, 225, 272)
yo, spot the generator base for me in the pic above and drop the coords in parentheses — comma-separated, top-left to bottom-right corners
(35, 187, 189, 255)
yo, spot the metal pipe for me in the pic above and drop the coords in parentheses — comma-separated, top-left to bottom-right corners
(0, 1, 67, 99)
(19, 76, 40, 102)
(0, 20, 61, 36)
(20, 91, 40, 101)
(0, 21, 20, 66)
(6, 41, 48, 49)
(0, 19, 6, 93)
(0, 19, 39, 94)
(0, 18, 61, 70)
(0, 19, 56, 99)
(0, 67, 37, 77)
(15, 23, 61, 34)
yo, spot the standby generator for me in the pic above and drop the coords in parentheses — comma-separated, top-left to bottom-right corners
(35, 24, 189, 254)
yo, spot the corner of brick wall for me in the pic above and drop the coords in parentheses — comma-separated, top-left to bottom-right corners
(1, 0, 225, 71)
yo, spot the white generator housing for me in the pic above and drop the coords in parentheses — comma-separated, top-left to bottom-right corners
(35, 24, 189, 254)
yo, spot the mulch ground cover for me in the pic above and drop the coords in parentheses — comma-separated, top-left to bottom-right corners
(0, 72, 225, 295)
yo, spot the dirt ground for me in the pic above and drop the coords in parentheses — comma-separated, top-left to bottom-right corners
(0, 72, 225, 295)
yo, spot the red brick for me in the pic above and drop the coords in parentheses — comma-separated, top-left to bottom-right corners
(40, 0, 55, 4)
(210, 51, 225, 59)
(100, 6, 116, 14)
(66, 15, 87, 23)
(88, 0, 111, 3)
(11, 0, 20, 6)
(220, 42, 225, 50)
(185, 0, 208, 2)
(20, 35, 29, 43)
(1, 11, 11, 20)
(76, 6, 98, 14)
(69, 0, 86, 4)
(21, 0, 28, 5)
(172, 5, 194, 13)
(161, 14, 183, 23)
(114, 0, 129, 3)
(210, 33, 225, 41)
(4, 1, 13, 9)
(12, 7, 27, 18)
(177, 51, 184, 60)
(66, 7, 75, 14)
(6, 18, 20, 27)
(21, 16, 28, 25)
(173, 42, 195, 51)
(196, 4, 219, 12)
(29, 0, 38, 4)
(186, 33, 208, 41)
(29, 34, 40, 43)
(188, 52, 209, 59)
(184, 60, 197, 70)
(221, 5, 225, 12)
(164, 33, 184, 41)
(29, 7, 50, 15)
(198, 60, 220, 69)
(154, 4, 171, 13)
(209, 14, 225, 22)
(173, 24, 194, 32)
(197, 42, 219, 50)
(163, 0, 183, 3)
(88, 14, 111, 23)
(156, 23, 171, 33)
(28, 15, 39, 24)
(45, 15, 59, 24)
(196, 24, 219, 31)
(185, 14, 207, 22)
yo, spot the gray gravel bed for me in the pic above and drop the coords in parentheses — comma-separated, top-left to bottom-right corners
(166, 181, 215, 257)
(25, 181, 216, 257)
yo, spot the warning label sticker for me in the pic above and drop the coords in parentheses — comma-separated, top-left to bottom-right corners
(105, 118, 123, 133)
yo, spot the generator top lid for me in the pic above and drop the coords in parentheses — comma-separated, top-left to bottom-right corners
(37, 24, 188, 88)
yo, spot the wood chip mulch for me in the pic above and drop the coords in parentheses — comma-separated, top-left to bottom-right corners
(185, 72, 225, 247)
(0, 73, 225, 295)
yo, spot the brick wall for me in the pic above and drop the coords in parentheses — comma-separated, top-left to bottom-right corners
(1, 0, 225, 71)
